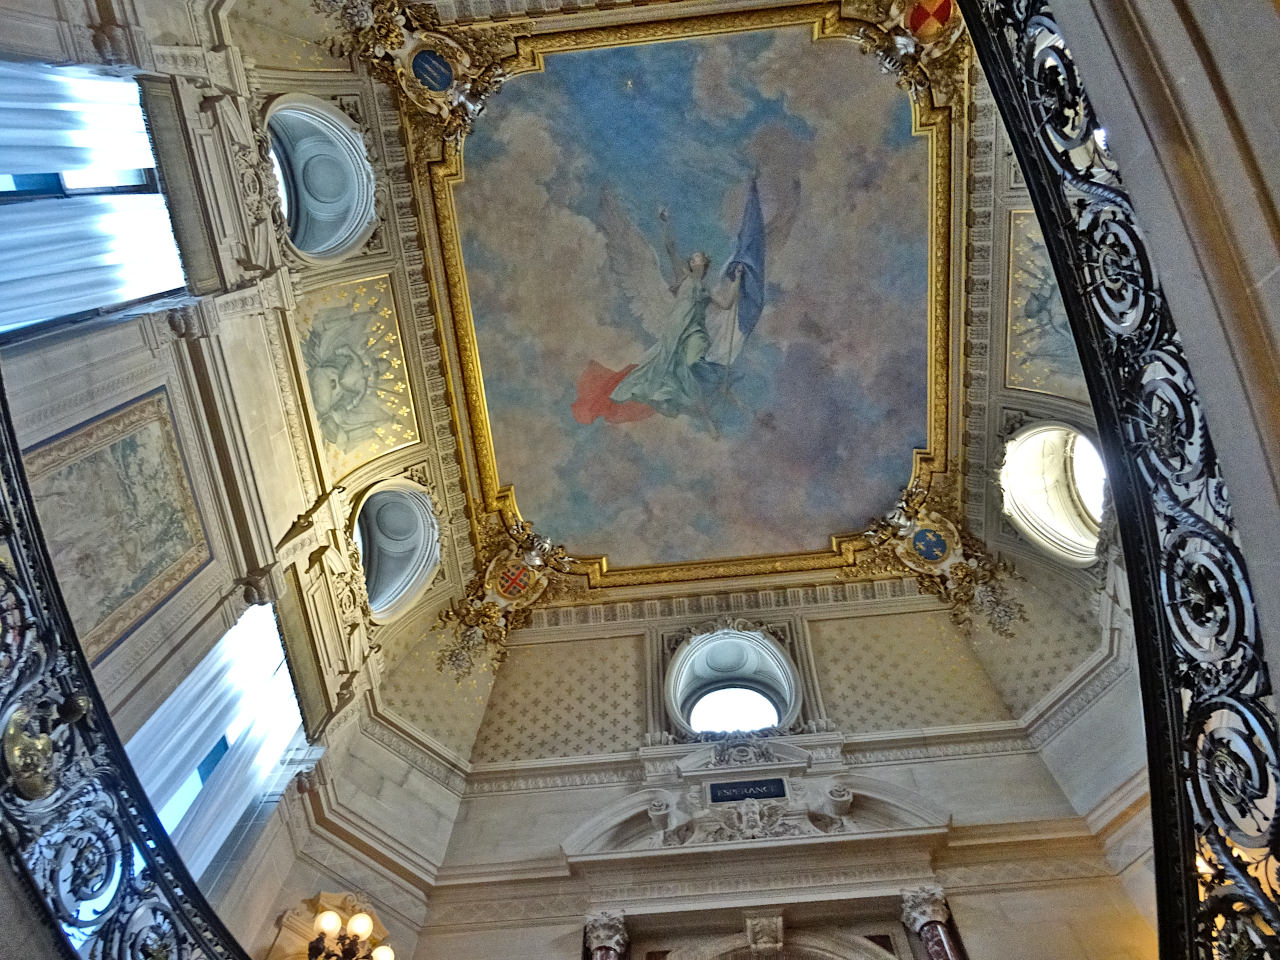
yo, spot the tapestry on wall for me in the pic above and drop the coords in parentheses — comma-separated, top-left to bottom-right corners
(23, 389, 211, 663)
(294, 275, 420, 483)
(1005, 210, 1087, 402)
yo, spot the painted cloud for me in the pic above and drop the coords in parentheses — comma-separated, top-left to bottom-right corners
(456, 26, 930, 566)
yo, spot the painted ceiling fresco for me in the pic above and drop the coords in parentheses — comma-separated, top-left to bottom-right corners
(456, 26, 930, 567)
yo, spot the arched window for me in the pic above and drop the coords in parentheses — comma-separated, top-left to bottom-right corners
(1000, 423, 1107, 565)
(266, 95, 377, 261)
(0, 61, 185, 335)
(665, 626, 801, 736)
(353, 482, 442, 621)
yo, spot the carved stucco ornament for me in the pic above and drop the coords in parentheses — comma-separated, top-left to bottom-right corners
(584, 911, 629, 960)
(655, 776, 860, 848)
(313, 0, 524, 143)
(842, 482, 1027, 638)
(434, 519, 581, 680)
(712, 739, 778, 767)
(819, 0, 969, 108)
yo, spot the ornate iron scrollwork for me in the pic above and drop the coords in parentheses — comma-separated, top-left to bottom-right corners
(0, 389, 250, 954)
(957, 1, 1279, 956)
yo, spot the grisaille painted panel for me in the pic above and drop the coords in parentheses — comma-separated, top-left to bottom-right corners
(23, 389, 210, 662)
(294, 275, 419, 482)
(1005, 210, 1087, 402)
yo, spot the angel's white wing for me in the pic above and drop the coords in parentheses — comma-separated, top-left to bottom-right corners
(764, 177, 801, 277)
(598, 192, 673, 338)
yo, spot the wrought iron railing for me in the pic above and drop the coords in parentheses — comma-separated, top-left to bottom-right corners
(0, 2, 1274, 959)
(959, 1, 1280, 957)
(0, 376, 251, 956)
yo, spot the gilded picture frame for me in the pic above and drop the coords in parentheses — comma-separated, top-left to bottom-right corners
(413, 2, 962, 590)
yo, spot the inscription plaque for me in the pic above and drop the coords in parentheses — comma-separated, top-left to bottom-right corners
(709, 778, 786, 803)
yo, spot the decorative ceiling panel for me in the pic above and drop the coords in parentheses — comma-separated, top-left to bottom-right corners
(418, 4, 962, 590)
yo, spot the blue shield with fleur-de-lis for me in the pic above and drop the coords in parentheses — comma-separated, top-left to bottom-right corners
(412, 50, 455, 92)
(911, 527, 948, 562)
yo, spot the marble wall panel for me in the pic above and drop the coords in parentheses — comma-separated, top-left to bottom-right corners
(949, 877, 1156, 960)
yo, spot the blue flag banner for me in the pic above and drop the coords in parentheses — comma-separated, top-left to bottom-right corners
(725, 178, 766, 338)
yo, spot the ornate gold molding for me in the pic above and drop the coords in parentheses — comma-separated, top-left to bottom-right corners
(840, 480, 1027, 637)
(403, 2, 966, 593)
(434, 520, 580, 679)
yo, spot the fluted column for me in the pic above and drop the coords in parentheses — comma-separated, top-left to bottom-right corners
(584, 911, 629, 960)
(900, 886, 967, 960)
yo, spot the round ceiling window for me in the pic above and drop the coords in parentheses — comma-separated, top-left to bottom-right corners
(688, 687, 780, 734)
(353, 483, 441, 622)
(665, 626, 800, 736)
(266, 95, 377, 261)
(1000, 424, 1107, 565)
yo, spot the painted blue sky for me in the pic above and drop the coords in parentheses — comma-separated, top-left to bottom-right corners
(457, 26, 931, 566)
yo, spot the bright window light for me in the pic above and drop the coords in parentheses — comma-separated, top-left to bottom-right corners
(156, 769, 202, 833)
(269, 144, 289, 220)
(1071, 435, 1106, 523)
(61, 167, 147, 190)
(689, 687, 779, 733)
(1001, 425, 1105, 564)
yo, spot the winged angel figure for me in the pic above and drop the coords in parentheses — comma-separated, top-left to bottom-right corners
(571, 179, 798, 430)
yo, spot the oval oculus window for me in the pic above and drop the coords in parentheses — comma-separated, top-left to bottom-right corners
(688, 687, 780, 734)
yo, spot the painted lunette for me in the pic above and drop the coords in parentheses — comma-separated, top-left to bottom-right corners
(411, 3, 961, 591)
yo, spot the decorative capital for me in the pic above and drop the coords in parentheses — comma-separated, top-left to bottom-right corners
(584, 910, 628, 960)
(745, 914, 784, 958)
(900, 885, 950, 932)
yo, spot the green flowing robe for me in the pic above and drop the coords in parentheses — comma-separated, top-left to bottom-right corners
(610, 274, 714, 418)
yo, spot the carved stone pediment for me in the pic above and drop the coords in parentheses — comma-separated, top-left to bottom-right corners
(562, 775, 948, 858)
(675, 738, 813, 778)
